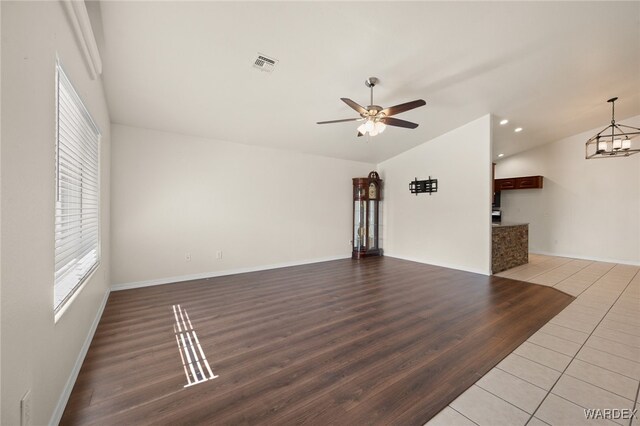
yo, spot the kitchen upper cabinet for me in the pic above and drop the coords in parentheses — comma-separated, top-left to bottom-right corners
(515, 176, 543, 189)
(494, 175, 543, 191)
(495, 178, 516, 191)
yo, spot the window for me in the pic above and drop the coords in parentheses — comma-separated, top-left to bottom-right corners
(54, 62, 101, 313)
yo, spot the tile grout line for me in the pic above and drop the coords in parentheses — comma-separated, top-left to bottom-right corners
(514, 344, 567, 373)
(559, 265, 618, 297)
(518, 341, 574, 366)
(495, 255, 558, 279)
(600, 316, 640, 330)
(530, 330, 583, 351)
(537, 324, 590, 344)
(514, 257, 585, 284)
(510, 338, 640, 383)
(592, 331, 640, 346)
(518, 316, 639, 376)
(509, 350, 566, 373)
(540, 260, 597, 288)
(471, 383, 533, 417)
(448, 405, 480, 426)
(494, 365, 553, 392)
(502, 256, 576, 281)
(445, 364, 553, 423)
(532, 328, 640, 365)
(554, 262, 616, 298)
(524, 268, 640, 426)
(580, 342, 640, 364)
(568, 346, 640, 382)
(545, 320, 600, 335)
(550, 392, 628, 426)
(597, 324, 640, 339)
(537, 265, 603, 297)
(561, 371, 638, 402)
(606, 309, 640, 321)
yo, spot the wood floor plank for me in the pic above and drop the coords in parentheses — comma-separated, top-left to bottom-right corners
(60, 257, 573, 425)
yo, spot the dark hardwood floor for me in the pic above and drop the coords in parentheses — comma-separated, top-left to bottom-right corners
(61, 257, 573, 425)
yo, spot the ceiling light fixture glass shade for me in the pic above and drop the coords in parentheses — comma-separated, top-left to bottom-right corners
(358, 119, 386, 137)
(586, 97, 640, 159)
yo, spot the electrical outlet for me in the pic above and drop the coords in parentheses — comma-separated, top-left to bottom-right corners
(185, 252, 191, 262)
(216, 250, 223, 260)
(21, 390, 31, 426)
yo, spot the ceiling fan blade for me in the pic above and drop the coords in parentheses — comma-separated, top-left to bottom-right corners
(317, 118, 363, 124)
(380, 116, 419, 129)
(380, 99, 426, 117)
(341, 98, 368, 116)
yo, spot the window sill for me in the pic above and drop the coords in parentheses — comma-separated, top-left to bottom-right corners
(54, 264, 101, 324)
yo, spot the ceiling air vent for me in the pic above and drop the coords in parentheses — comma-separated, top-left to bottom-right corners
(253, 54, 278, 73)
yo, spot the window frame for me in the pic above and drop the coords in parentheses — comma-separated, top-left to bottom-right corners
(54, 59, 102, 317)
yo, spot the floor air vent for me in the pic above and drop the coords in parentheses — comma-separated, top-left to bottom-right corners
(253, 54, 278, 73)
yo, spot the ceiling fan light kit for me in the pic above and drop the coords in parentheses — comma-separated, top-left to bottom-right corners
(358, 120, 386, 137)
(317, 77, 426, 138)
(585, 97, 640, 159)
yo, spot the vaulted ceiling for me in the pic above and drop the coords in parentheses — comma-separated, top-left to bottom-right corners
(95, 1, 640, 163)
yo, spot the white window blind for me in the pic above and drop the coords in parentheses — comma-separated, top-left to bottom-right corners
(54, 62, 101, 312)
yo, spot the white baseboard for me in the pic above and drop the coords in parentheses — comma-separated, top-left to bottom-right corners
(49, 288, 110, 426)
(530, 250, 640, 266)
(384, 253, 491, 276)
(111, 255, 352, 291)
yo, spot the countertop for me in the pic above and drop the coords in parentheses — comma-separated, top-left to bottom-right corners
(492, 222, 529, 228)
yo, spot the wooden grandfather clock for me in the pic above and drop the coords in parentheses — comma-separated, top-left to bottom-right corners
(352, 171, 382, 259)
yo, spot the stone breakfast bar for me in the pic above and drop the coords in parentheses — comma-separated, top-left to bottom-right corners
(492, 222, 528, 273)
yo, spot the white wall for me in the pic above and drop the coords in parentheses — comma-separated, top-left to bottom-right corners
(496, 115, 640, 264)
(377, 115, 493, 275)
(110, 124, 374, 286)
(1, 2, 111, 425)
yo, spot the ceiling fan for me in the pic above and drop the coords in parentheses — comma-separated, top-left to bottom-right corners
(317, 77, 426, 137)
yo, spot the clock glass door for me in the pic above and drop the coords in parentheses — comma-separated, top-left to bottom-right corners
(353, 190, 366, 251)
(367, 200, 377, 250)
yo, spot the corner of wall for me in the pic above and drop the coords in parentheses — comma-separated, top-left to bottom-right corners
(376, 115, 493, 275)
(109, 124, 374, 287)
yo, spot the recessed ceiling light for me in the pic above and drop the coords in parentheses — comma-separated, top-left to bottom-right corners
(514, 127, 523, 133)
(498, 153, 504, 158)
(499, 119, 509, 125)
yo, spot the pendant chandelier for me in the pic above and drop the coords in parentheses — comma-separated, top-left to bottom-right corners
(585, 97, 640, 159)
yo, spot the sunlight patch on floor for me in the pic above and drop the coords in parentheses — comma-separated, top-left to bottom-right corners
(172, 304, 218, 387)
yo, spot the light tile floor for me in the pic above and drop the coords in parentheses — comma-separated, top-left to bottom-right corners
(427, 254, 640, 426)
